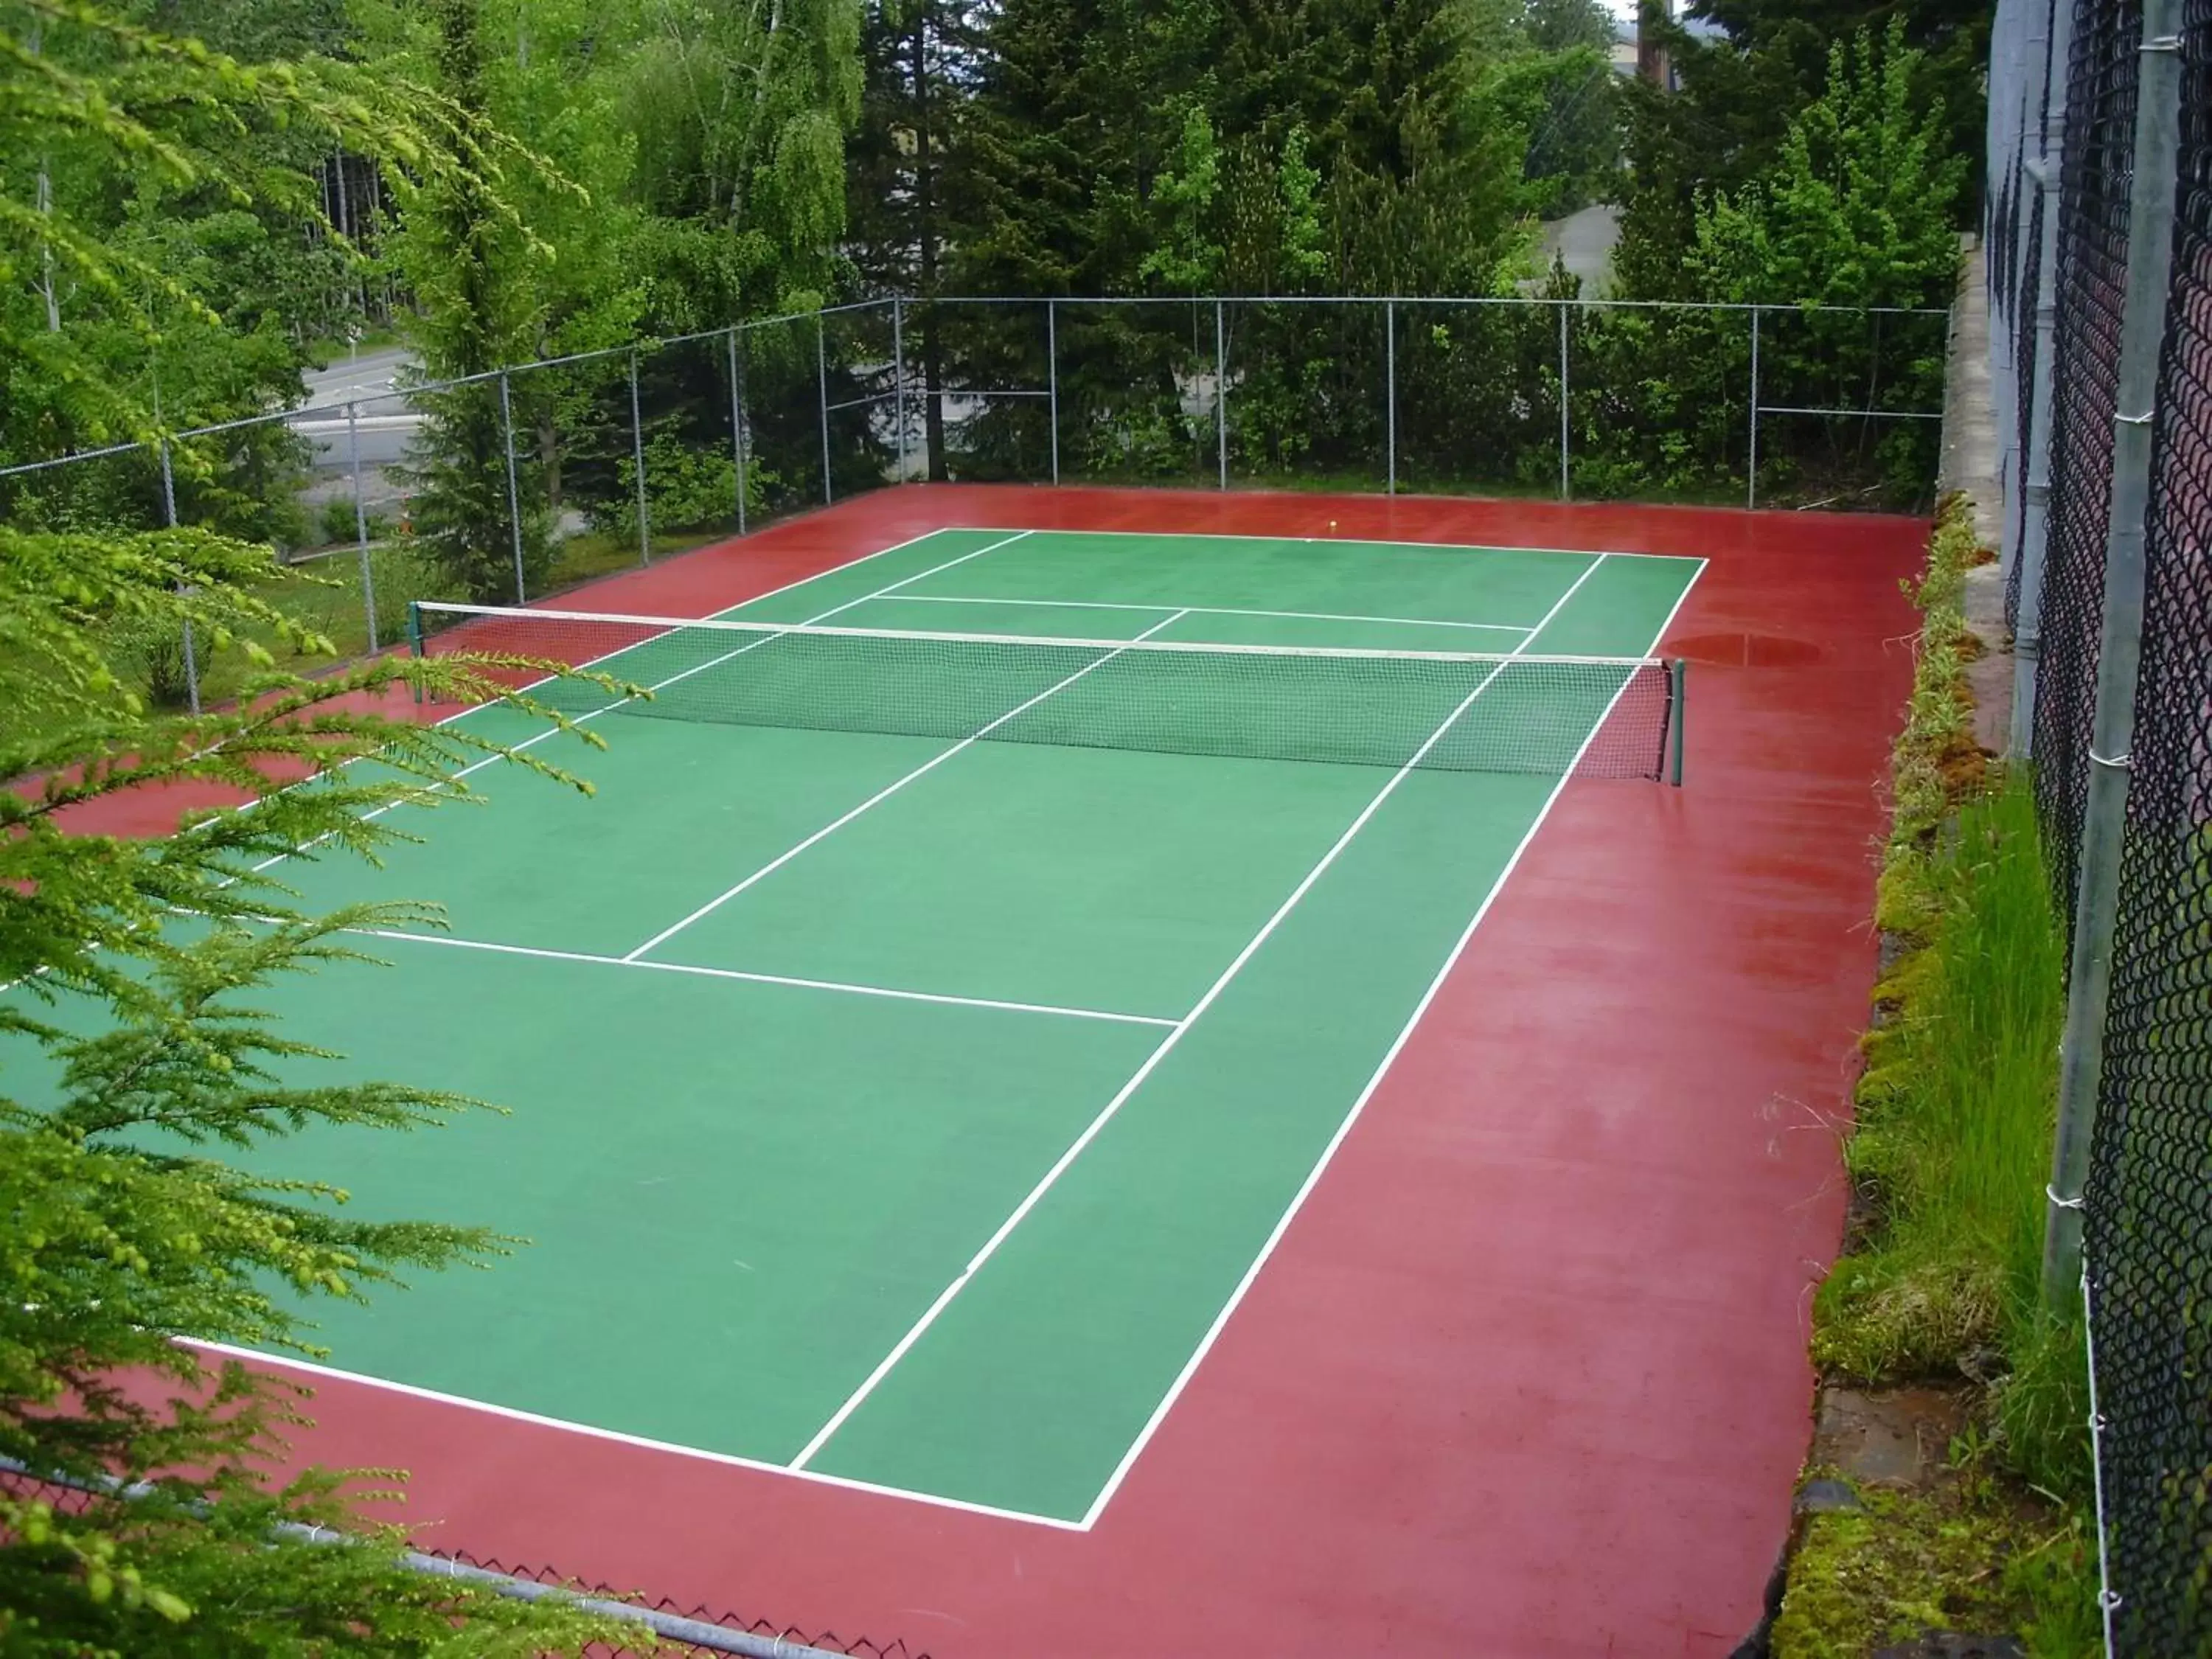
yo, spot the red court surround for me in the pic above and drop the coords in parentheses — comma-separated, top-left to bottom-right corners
(72, 485, 1922, 1658)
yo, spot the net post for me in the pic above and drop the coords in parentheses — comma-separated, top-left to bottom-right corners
(1048, 298, 1062, 486)
(1214, 298, 1228, 490)
(726, 325, 748, 536)
(498, 370, 526, 604)
(1746, 308, 1761, 510)
(347, 400, 378, 652)
(1557, 302, 1571, 501)
(1667, 658, 1687, 786)
(629, 347, 650, 566)
(406, 601, 424, 706)
(817, 310, 834, 506)
(2042, 0, 2185, 1315)
(158, 433, 201, 716)
(1385, 298, 1397, 495)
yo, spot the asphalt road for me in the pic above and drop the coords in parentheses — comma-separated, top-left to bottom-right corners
(1538, 204, 1623, 296)
(293, 345, 419, 474)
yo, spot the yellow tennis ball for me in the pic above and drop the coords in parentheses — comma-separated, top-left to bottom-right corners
(1328, 519, 1338, 531)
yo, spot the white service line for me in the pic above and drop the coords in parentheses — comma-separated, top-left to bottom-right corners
(1075, 558, 1705, 1526)
(785, 620, 1561, 1473)
(621, 608, 1192, 964)
(784, 546, 1613, 1478)
(348, 928, 1176, 1027)
(246, 528, 1035, 878)
(876, 593, 1535, 635)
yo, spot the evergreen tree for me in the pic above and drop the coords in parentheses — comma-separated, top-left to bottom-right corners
(0, 6, 631, 1649)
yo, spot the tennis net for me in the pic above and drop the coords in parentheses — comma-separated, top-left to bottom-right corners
(410, 601, 1686, 782)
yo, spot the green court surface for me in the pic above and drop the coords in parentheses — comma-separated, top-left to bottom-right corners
(20, 528, 1704, 1527)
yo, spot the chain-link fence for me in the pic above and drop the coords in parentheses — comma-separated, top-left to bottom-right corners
(1, 292, 1944, 717)
(1988, 0, 2212, 1652)
(0, 1461, 928, 1659)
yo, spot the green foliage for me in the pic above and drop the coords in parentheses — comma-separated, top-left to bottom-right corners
(1813, 498, 2093, 1508)
(1686, 22, 1964, 310)
(1614, 0, 1986, 303)
(0, 6, 644, 1651)
(1772, 1464, 2101, 1659)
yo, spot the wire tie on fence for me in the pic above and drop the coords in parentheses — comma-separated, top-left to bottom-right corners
(2090, 1411, 2108, 1433)
(2045, 1183, 2087, 1210)
(2142, 33, 2181, 52)
(2087, 748, 2133, 771)
(2099, 1590, 2125, 1612)
(2115, 408, 2153, 427)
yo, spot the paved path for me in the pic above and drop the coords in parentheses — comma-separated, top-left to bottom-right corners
(1539, 203, 1622, 295)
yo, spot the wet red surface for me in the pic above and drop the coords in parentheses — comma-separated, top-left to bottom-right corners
(83, 485, 1924, 1658)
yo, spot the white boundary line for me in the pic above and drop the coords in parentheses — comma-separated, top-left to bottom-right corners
(944, 524, 1706, 565)
(346, 928, 1176, 1027)
(784, 554, 1608, 1475)
(184, 1340, 1088, 1532)
(620, 610, 1191, 963)
(241, 526, 1011, 879)
(1076, 557, 1706, 1526)
(873, 593, 1535, 635)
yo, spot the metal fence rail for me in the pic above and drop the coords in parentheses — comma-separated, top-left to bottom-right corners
(1991, 0, 2212, 1652)
(0, 291, 1945, 715)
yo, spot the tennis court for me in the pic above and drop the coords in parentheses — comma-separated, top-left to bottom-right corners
(175, 524, 1701, 1530)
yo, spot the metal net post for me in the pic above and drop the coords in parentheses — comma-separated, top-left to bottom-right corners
(1048, 298, 1062, 486)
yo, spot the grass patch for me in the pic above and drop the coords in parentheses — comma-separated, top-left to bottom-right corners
(1773, 1456, 2101, 1659)
(1780, 495, 2101, 1657)
(1822, 775, 2069, 1386)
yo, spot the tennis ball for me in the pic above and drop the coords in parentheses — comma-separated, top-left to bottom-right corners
(1328, 519, 1338, 531)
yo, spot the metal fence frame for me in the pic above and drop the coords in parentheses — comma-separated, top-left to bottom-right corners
(1, 293, 1947, 714)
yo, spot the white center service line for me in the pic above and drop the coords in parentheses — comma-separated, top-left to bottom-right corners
(621, 608, 1194, 964)
(780, 563, 1610, 1475)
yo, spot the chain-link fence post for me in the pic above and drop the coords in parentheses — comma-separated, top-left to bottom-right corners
(817, 311, 834, 506)
(629, 348, 651, 566)
(726, 326, 748, 535)
(1747, 307, 1762, 509)
(1558, 302, 1571, 501)
(2010, 0, 2078, 757)
(497, 371, 526, 604)
(157, 434, 201, 715)
(891, 299, 909, 484)
(1214, 299, 1228, 490)
(2043, 0, 2185, 1310)
(1385, 298, 1397, 495)
(347, 400, 377, 651)
(1048, 298, 1062, 486)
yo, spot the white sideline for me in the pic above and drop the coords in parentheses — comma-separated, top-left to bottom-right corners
(347, 928, 1177, 1027)
(242, 525, 1019, 879)
(874, 593, 1536, 635)
(784, 552, 1612, 1475)
(620, 609, 1192, 963)
(1079, 557, 1702, 1525)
